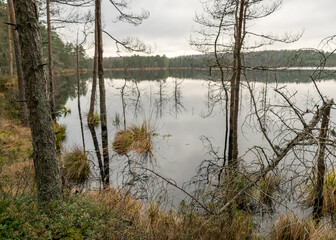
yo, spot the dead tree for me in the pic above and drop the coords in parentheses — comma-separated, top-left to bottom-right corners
(191, 0, 301, 173)
(313, 101, 331, 220)
(219, 94, 334, 213)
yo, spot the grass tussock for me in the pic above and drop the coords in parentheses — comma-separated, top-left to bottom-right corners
(88, 112, 100, 127)
(303, 172, 336, 216)
(112, 121, 154, 157)
(268, 214, 333, 240)
(259, 173, 280, 206)
(53, 121, 66, 149)
(62, 148, 90, 185)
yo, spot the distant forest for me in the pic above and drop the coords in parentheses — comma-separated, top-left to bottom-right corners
(103, 50, 336, 69)
(1, 1, 335, 77)
(0, 3, 90, 75)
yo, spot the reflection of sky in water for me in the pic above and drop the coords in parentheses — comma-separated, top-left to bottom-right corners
(58, 75, 336, 192)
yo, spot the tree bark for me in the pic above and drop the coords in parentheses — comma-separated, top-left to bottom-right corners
(96, 0, 110, 185)
(228, 0, 245, 170)
(47, 0, 56, 121)
(87, 12, 105, 184)
(76, 44, 86, 152)
(13, 0, 62, 203)
(313, 103, 331, 221)
(7, 0, 28, 125)
(7, 6, 14, 95)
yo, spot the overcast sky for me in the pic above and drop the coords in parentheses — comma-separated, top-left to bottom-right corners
(84, 0, 336, 57)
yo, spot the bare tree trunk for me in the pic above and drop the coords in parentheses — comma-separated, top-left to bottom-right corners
(219, 92, 334, 213)
(7, 7, 14, 95)
(96, 0, 110, 185)
(313, 104, 331, 221)
(87, 8, 104, 184)
(7, 0, 28, 125)
(76, 44, 86, 152)
(13, 0, 62, 203)
(47, 0, 56, 121)
(228, 0, 245, 170)
(88, 17, 98, 119)
(121, 80, 127, 130)
(213, 9, 228, 181)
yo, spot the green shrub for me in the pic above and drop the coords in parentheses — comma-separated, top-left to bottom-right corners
(0, 195, 118, 239)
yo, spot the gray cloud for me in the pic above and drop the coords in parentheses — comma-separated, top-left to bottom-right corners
(86, 0, 336, 57)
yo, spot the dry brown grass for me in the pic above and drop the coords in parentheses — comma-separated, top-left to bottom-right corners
(1, 160, 35, 197)
(0, 118, 32, 161)
(87, 188, 257, 240)
(112, 121, 154, 158)
(302, 172, 336, 217)
(259, 173, 280, 206)
(0, 117, 35, 197)
(62, 147, 90, 185)
(268, 214, 334, 240)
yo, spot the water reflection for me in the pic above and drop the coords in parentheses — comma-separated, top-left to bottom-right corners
(57, 69, 336, 207)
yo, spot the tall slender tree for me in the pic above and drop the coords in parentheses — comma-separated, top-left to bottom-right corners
(192, 0, 300, 172)
(13, 0, 62, 203)
(7, 4, 13, 94)
(95, 0, 110, 185)
(7, 0, 28, 124)
(87, 8, 105, 184)
(46, 0, 56, 121)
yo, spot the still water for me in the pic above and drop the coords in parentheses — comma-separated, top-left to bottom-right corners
(56, 69, 336, 204)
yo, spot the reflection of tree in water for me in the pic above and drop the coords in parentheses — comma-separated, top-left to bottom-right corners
(154, 79, 168, 118)
(114, 153, 170, 203)
(113, 79, 145, 127)
(171, 79, 186, 118)
(54, 73, 90, 117)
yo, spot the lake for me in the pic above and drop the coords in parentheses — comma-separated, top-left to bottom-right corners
(56, 69, 336, 208)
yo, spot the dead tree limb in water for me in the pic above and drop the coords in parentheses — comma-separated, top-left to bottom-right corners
(313, 102, 331, 221)
(219, 98, 334, 214)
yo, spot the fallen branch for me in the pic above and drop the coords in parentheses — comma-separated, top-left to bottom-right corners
(138, 167, 214, 215)
(218, 99, 334, 214)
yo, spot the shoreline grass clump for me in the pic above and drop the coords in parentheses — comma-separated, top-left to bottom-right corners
(259, 173, 280, 207)
(303, 171, 336, 217)
(88, 112, 100, 127)
(269, 214, 332, 240)
(62, 148, 90, 185)
(112, 120, 154, 158)
(53, 121, 66, 150)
